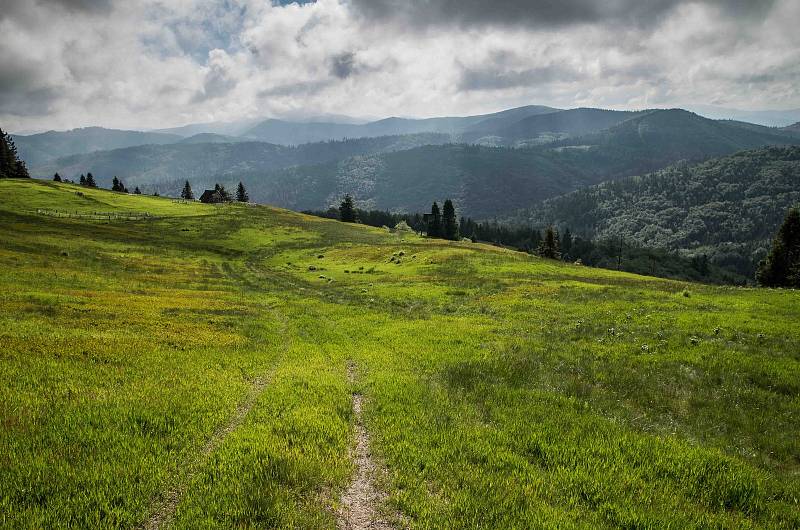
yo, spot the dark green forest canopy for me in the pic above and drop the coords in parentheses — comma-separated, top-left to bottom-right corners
(516, 146, 800, 277)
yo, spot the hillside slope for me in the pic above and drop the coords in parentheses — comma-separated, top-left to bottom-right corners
(1, 179, 798, 528)
(518, 145, 800, 276)
(13, 127, 182, 166)
(476, 108, 645, 145)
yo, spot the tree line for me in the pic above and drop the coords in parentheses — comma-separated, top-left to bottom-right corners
(304, 195, 761, 284)
(330, 195, 462, 241)
(0, 128, 30, 179)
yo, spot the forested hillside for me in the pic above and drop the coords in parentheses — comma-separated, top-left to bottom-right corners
(227, 144, 584, 217)
(470, 108, 644, 145)
(224, 110, 800, 218)
(552, 109, 800, 179)
(517, 146, 800, 277)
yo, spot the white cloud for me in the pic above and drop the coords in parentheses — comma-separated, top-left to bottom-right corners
(0, 0, 798, 132)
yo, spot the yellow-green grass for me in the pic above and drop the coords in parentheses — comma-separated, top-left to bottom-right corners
(1, 178, 798, 528)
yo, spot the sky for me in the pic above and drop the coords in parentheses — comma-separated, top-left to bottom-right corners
(1, 0, 799, 132)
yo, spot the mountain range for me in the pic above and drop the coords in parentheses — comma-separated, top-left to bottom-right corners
(235, 110, 800, 218)
(22, 108, 800, 220)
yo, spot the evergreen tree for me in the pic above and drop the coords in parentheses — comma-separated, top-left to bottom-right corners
(236, 181, 249, 202)
(134, 186, 141, 194)
(442, 199, 459, 240)
(218, 185, 231, 202)
(14, 158, 29, 179)
(0, 130, 10, 178)
(111, 176, 121, 192)
(0, 129, 29, 178)
(53, 173, 62, 182)
(757, 208, 800, 288)
(85, 172, 97, 188)
(339, 194, 356, 222)
(427, 202, 442, 238)
(537, 226, 561, 259)
(181, 180, 194, 200)
(79, 174, 86, 186)
(561, 228, 573, 259)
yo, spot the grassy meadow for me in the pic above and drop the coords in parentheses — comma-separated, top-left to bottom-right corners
(1, 179, 799, 528)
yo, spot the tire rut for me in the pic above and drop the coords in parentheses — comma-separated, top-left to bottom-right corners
(139, 301, 290, 530)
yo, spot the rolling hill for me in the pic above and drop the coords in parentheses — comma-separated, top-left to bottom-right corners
(515, 145, 800, 277)
(1, 178, 798, 528)
(12, 127, 182, 166)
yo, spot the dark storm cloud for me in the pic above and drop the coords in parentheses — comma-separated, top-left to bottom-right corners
(330, 52, 356, 79)
(459, 64, 585, 91)
(350, 0, 777, 29)
(40, 0, 113, 13)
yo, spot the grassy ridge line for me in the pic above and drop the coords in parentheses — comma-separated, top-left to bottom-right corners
(1, 179, 799, 528)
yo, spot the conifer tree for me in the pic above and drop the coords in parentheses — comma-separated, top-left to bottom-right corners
(758, 208, 800, 288)
(218, 185, 231, 202)
(79, 174, 86, 186)
(134, 186, 141, 194)
(428, 202, 442, 238)
(442, 199, 459, 240)
(14, 158, 29, 179)
(561, 228, 573, 260)
(85, 173, 97, 188)
(53, 173, 62, 182)
(339, 194, 356, 222)
(537, 226, 561, 259)
(0, 129, 10, 178)
(112, 176, 121, 191)
(181, 180, 194, 200)
(0, 129, 29, 178)
(236, 181, 249, 202)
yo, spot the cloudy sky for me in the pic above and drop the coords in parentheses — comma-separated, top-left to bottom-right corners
(1, 0, 798, 132)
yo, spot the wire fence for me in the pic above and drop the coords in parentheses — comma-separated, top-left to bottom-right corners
(34, 209, 159, 221)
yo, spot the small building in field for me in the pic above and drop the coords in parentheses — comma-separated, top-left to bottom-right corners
(199, 190, 223, 204)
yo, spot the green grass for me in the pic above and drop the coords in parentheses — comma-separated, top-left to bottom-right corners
(1, 179, 799, 528)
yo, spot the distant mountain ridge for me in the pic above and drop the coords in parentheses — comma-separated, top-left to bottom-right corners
(16, 105, 800, 169)
(242, 105, 561, 144)
(13, 127, 181, 166)
(212, 109, 800, 218)
(29, 133, 453, 190)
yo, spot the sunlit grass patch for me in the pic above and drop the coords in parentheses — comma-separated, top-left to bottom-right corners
(1, 180, 799, 528)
